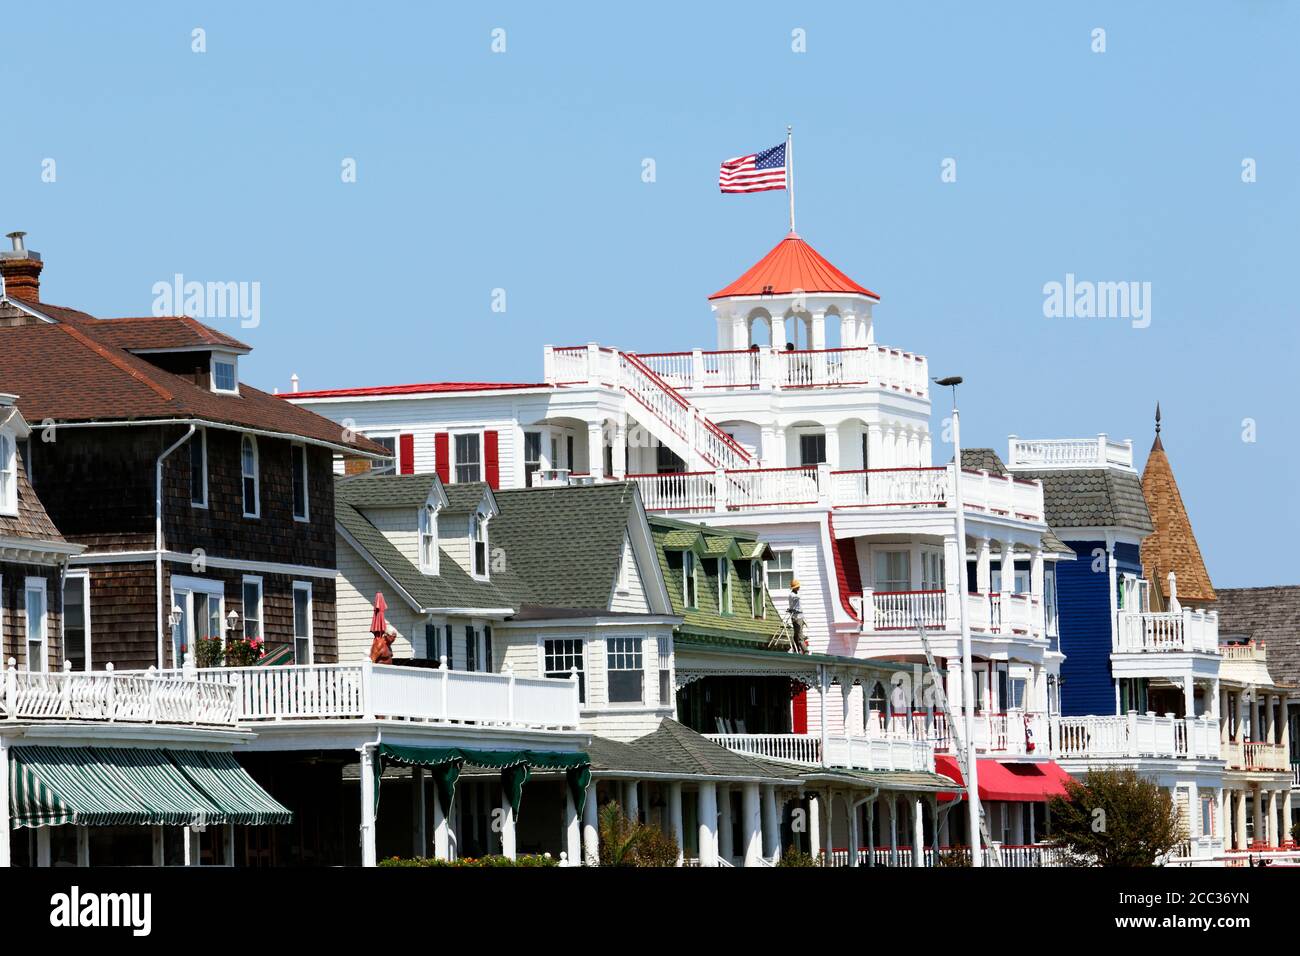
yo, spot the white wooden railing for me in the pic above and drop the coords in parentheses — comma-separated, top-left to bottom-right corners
(1226, 740, 1289, 772)
(628, 463, 1045, 522)
(627, 344, 928, 395)
(705, 732, 934, 772)
(1007, 435, 1134, 471)
(827, 844, 1063, 868)
(1115, 610, 1220, 654)
(863, 710, 1048, 757)
(0, 659, 237, 726)
(1052, 713, 1219, 760)
(150, 662, 581, 730)
(862, 590, 948, 631)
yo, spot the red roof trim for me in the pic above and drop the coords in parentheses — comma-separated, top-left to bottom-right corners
(285, 382, 552, 399)
(825, 514, 860, 619)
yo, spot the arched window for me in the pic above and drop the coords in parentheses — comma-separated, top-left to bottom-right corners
(240, 435, 259, 517)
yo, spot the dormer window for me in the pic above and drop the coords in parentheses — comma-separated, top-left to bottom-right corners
(472, 511, 489, 578)
(683, 551, 698, 609)
(717, 558, 731, 613)
(751, 560, 766, 620)
(211, 353, 239, 394)
(0, 430, 16, 516)
(419, 504, 439, 574)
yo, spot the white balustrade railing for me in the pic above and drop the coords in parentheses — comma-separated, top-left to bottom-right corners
(705, 732, 933, 772)
(958, 469, 1045, 521)
(864, 590, 947, 631)
(830, 467, 950, 509)
(1219, 641, 1266, 662)
(0, 660, 236, 726)
(627, 471, 718, 513)
(1053, 713, 1219, 760)
(156, 662, 580, 730)
(1008, 436, 1134, 471)
(725, 466, 820, 509)
(1115, 610, 1220, 653)
(627, 345, 928, 395)
(1230, 741, 1289, 772)
(864, 710, 1046, 757)
(829, 844, 1062, 868)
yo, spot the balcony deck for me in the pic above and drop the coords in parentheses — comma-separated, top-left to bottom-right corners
(705, 731, 934, 773)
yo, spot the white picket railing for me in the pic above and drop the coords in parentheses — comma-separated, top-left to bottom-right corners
(865, 710, 1048, 757)
(726, 466, 821, 509)
(827, 843, 1063, 868)
(1052, 713, 1220, 760)
(1115, 610, 1220, 654)
(0, 660, 237, 726)
(864, 590, 948, 631)
(626, 471, 718, 513)
(705, 732, 934, 773)
(152, 662, 581, 730)
(629, 344, 928, 395)
(829, 467, 950, 509)
(1007, 436, 1134, 470)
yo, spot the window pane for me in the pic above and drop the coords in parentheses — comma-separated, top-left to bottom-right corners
(293, 588, 310, 639)
(799, 434, 826, 466)
(455, 434, 481, 483)
(291, 445, 307, 518)
(766, 550, 793, 591)
(370, 436, 397, 475)
(243, 581, 262, 640)
(607, 637, 643, 703)
(524, 432, 542, 486)
(213, 361, 236, 391)
(63, 578, 87, 670)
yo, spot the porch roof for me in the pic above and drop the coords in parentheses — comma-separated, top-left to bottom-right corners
(673, 634, 905, 682)
(801, 768, 960, 793)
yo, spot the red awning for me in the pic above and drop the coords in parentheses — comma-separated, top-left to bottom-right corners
(934, 756, 1074, 803)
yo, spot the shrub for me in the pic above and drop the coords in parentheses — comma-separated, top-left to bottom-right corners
(598, 801, 681, 867)
(1047, 767, 1185, 867)
(194, 636, 224, 669)
(776, 850, 818, 867)
(224, 637, 266, 667)
(378, 854, 557, 868)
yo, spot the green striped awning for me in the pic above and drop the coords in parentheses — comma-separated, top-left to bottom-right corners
(167, 750, 292, 826)
(9, 747, 291, 829)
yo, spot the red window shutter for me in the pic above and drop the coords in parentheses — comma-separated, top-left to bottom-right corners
(484, 430, 500, 489)
(792, 687, 808, 734)
(399, 434, 415, 475)
(434, 432, 450, 483)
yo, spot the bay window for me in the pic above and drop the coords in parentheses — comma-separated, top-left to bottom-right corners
(607, 636, 644, 704)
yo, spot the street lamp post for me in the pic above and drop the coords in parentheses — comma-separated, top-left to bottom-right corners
(936, 375, 983, 866)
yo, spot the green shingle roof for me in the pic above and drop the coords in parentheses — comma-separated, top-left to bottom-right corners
(335, 498, 515, 611)
(650, 517, 784, 647)
(443, 482, 492, 513)
(336, 473, 439, 509)
(633, 720, 804, 782)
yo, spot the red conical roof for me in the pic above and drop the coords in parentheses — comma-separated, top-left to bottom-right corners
(709, 232, 878, 300)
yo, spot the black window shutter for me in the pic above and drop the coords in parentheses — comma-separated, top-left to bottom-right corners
(465, 625, 476, 671)
(484, 626, 493, 672)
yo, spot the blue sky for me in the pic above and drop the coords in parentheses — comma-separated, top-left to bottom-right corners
(2, 2, 1296, 587)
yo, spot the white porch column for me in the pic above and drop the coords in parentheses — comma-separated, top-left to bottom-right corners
(500, 788, 517, 860)
(1183, 677, 1196, 720)
(1281, 697, 1292, 764)
(824, 423, 841, 470)
(913, 798, 924, 867)
(943, 533, 963, 632)
(564, 786, 581, 865)
(1215, 788, 1225, 845)
(1252, 786, 1263, 847)
(1211, 680, 1221, 722)
(1285, 789, 1295, 847)
(1266, 694, 1278, 745)
(587, 420, 606, 480)
(433, 791, 451, 860)
(887, 796, 899, 866)
(865, 796, 876, 866)
(1235, 789, 1248, 850)
(0, 740, 10, 867)
(760, 425, 779, 467)
(412, 766, 427, 858)
(582, 783, 600, 865)
(820, 788, 834, 866)
(761, 785, 780, 861)
(668, 782, 685, 866)
(810, 309, 827, 350)
(1268, 789, 1281, 848)
(358, 745, 377, 868)
(625, 780, 640, 823)
(741, 783, 762, 867)
(611, 416, 627, 479)
(976, 537, 992, 593)
(1030, 548, 1045, 635)
(698, 783, 719, 867)
(866, 422, 883, 471)
(808, 793, 822, 859)
(717, 786, 733, 861)
(847, 798, 861, 868)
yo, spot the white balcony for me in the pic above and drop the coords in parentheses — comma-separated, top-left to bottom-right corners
(1115, 610, 1220, 654)
(1224, 740, 1289, 772)
(159, 662, 581, 730)
(0, 661, 237, 726)
(1052, 713, 1220, 761)
(705, 732, 934, 773)
(622, 345, 929, 396)
(865, 710, 1048, 758)
(628, 463, 1045, 522)
(862, 590, 948, 631)
(1007, 435, 1134, 471)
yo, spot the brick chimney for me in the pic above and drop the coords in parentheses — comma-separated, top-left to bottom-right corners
(0, 232, 43, 302)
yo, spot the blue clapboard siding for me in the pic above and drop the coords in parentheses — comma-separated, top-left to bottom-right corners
(1057, 540, 1115, 716)
(1056, 539, 1147, 716)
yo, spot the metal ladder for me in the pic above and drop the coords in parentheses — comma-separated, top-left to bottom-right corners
(914, 617, 998, 866)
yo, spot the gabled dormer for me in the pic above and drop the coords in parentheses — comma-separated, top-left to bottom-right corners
(336, 473, 449, 574)
(441, 482, 500, 581)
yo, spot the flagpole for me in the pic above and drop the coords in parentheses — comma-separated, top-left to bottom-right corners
(786, 125, 795, 233)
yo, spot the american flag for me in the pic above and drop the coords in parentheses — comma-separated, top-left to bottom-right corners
(719, 143, 787, 193)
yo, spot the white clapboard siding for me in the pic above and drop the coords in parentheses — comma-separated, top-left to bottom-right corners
(335, 540, 423, 661)
(359, 506, 422, 568)
(609, 533, 650, 614)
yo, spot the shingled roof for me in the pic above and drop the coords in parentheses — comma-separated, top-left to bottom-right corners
(960, 447, 1009, 476)
(633, 719, 804, 782)
(1215, 587, 1300, 688)
(0, 440, 71, 549)
(1012, 467, 1153, 534)
(1139, 417, 1215, 606)
(0, 322, 387, 456)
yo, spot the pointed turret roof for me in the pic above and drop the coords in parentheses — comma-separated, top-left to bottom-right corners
(1139, 404, 1216, 606)
(709, 232, 879, 300)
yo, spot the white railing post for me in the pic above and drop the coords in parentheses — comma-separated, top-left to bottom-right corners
(505, 664, 516, 726)
(147, 665, 159, 724)
(105, 662, 116, 721)
(586, 342, 600, 385)
(1126, 710, 1138, 757)
(570, 666, 581, 727)
(3, 658, 13, 720)
(542, 345, 555, 383)
(715, 468, 728, 511)
(440, 656, 450, 721)
(361, 660, 375, 720)
(816, 463, 831, 506)
(691, 349, 705, 389)
(862, 588, 875, 634)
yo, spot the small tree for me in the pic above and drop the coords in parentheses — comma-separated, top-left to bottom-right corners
(1047, 767, 1185, 867)
(598, 801, 680, 867)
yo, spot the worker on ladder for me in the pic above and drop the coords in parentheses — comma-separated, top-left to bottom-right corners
(787, 580, 808, 653)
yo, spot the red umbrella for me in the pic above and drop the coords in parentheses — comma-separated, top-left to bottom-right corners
(368, 593, 394, 664)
